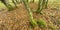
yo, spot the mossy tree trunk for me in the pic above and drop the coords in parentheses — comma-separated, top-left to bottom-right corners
(22, 0, 33, 20)
(36, 0, 48, 14)
(32, 0, 34, 3)
(15, 0, 20, 4)
(0, 0, 13, 11)
(22, 0, 37, 27)
(42, 0, 48, 9)
(36, 0, 43, 14)
(12, 0, 17, 8)
(26, 0, 28, 3)
(0, 0, 8, 7)
(45, 0, 48, 9)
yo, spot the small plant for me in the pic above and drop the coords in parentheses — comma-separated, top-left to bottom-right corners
(37, 18, 47, 28)
(7, 6, 14, 11)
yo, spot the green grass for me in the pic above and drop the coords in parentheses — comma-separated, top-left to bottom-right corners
(37, 18, 47, 28)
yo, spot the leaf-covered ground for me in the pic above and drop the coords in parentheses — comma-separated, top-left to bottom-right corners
(0, 2, 60, 30)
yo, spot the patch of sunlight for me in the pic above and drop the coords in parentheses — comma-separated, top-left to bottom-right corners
(0, 1, 6, 9)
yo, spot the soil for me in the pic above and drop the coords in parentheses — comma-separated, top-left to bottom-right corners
(0, 2, 60, 30)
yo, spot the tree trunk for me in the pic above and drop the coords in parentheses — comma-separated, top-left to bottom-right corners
(12, 0, 17, 8)
(22, 0, 37, 27)
(36, 0, 43, 14)
(26, 0, 28, 3)
(1, 0, 13, 11)
(32, 0, 34, 3)
(45, 0, 48, 9)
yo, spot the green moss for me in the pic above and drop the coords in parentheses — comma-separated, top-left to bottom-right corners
(30, 19, 37, 27)
(7, 6, 14, 11)
(37, 18, 47, 28)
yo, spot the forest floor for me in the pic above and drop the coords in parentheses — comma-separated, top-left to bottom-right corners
(0, 2, 60, 30)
